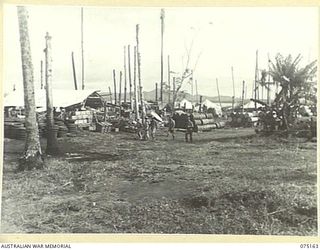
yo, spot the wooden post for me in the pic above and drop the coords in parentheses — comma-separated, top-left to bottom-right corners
(128, 45, 133, 109)
(40, 60, 43, 89)
(231, 66, 235, 111)
(81, 7, 84, 90)
(155, 82, 158, 101)
(113, 69, 117, 105)
(136, 24, 144, 122)
(119, 71, 122, 106)
(195, 79, 198, 104)
(45, 32, 60, 155)
(199, 95, 203, 112)
(71, 52, 78, 90)
(124, 46, 127, 104)
(216, 78, 222, 110)
(108, 86, 113, 104)
(134, 46, 139, 120)
(160, 9, 165, 103)
(241, 80, 245, 114)
(168, 55, 170, 103)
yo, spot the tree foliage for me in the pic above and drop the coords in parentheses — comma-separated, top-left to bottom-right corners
(269, 53, 317, 130)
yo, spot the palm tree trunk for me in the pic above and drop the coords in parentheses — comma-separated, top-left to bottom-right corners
(45, 32, 60, 155)
(17, 6, 43, 170)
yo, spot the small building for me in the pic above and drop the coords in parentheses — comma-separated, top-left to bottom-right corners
(176, 98, 193, 110)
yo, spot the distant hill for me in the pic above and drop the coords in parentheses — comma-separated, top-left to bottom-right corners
(143, 89, 243, 104)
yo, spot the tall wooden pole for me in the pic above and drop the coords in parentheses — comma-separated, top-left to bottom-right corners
(119, 71, 122, 106)
(254, 50, 258, 110)
(128, 45, 133, 109)
(195, 79, 198, 104)
(168, 55, 170, 103)
(252, 80, 254, 99)
(231, 66, 235, 111)
(241, 80, 245, 114)
(134, 46, 139, 120)
(113, 69, 117, 105)
(136, 24, 145, 123)
(71, 52, 78, 90)
(267, 53, 271, 105)
(172, 76, 176, 109)
(108, 86, 113, 104)
(81, 7, 84, 90)
(124, 46, 127, 103)
(45, 32, 59, 155)
(160, 9, 165, 103)
(216, 78, 222, 110)
(40, 60, 43, 89)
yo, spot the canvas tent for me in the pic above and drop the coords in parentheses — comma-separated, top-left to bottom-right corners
(241, 100, 264, 110)
(4, 89, 97, 108)
(176, 98, 193, 109)
(202, 99, 222, 115)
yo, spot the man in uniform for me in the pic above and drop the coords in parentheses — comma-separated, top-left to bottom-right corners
(185, 116, 194, 143)
(149, 117, 158, 140)
(167, 116, 176, 140)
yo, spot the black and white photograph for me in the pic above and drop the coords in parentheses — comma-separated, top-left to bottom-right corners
(1, 4, 318, 236)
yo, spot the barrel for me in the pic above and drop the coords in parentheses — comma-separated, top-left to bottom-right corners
(192, 113, 202, 119)
(201, 119, 211, 125)
(194, 119, 202, 125)
(206, 113, 214, 119)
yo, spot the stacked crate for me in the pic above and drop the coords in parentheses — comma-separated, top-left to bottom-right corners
(71, 110, 93, 126)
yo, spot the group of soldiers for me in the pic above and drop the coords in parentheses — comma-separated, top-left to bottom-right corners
(134, 114, 195, 143)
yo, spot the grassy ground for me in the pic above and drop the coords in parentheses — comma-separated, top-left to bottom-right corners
(1, 128, 317, 235)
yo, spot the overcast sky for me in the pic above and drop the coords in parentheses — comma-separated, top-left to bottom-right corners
(3, 5, 318, 98)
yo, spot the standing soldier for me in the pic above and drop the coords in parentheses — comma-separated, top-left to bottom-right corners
(185, 115, 194, 143)
(136, 119, 143, 140)
(143, 117, 150, 140)
(167, 115, 176, 140)
(149, 117, 158, 140)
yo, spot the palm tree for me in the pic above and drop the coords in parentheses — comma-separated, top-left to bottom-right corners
(17, 6, 44, 170)
(269, 53, 317, 130)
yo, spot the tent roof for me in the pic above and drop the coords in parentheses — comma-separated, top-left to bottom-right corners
(242, 100, 264, 109)
(4, 89, 97, 108)
(202, 99, 220, 108)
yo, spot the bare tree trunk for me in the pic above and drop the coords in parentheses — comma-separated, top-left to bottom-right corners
(17, 6, 43, 170)
(134, 46, 139, 120)
(113, 69, 117, 105)
(136, 24, 145, 122)
(45, 32, 60, 155)
(108, 86, 113, 104)
(119, 71, 122, 106)
(124, 46, 127, 103)
(71, 52, 78, 90)
(172, 77, 176, 111)
(40, 60, 43, 89)
(127, 45, 133, 110)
